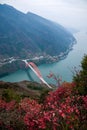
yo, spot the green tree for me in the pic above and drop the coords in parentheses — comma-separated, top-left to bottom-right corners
(73, 55, 87, 95)
(2, 88, 21, 102)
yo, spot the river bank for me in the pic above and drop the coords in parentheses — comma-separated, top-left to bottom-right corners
(0, 39, 76, 78)
(0, 31, 86, 83)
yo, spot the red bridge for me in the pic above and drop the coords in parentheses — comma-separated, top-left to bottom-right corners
(22, 60, 52, 89)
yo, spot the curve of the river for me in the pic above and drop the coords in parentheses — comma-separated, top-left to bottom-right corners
(0, 31, 87, 84)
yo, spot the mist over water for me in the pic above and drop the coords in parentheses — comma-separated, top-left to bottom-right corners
(1, 0, 87, 30)
(0, 31, 87, 84)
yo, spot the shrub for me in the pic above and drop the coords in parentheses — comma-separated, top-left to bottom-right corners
(2, 88, 21, 102)
(73, 55, 87, 95)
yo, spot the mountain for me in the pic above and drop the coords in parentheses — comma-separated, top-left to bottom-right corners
(0, 4, 75, 60)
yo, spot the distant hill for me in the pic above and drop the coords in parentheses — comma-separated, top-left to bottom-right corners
(0, 4, 75, 59)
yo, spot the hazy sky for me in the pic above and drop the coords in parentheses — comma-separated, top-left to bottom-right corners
(0, 0, 87, 30)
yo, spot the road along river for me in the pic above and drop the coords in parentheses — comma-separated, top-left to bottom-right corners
(0, 31, 87, 84)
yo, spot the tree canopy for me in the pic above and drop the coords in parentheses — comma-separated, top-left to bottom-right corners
(73, 55, 87, 95)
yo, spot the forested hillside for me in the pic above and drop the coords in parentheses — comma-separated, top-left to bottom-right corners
(0, 4, 75, 59)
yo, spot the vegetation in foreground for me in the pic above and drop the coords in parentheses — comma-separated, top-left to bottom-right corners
(0, 55, 87, 130)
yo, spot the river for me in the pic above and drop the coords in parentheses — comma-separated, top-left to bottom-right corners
(0, 31, 87, 84)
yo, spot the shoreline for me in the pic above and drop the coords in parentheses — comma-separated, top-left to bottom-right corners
(0, 40, 76, 78)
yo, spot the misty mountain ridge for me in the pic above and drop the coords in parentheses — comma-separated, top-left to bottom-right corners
(0, 4, 75, 60)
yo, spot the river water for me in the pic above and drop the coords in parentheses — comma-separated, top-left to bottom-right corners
(0, 31, 87, 84)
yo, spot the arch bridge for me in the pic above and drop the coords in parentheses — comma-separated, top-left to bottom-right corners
(22, 60, 52, 89)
